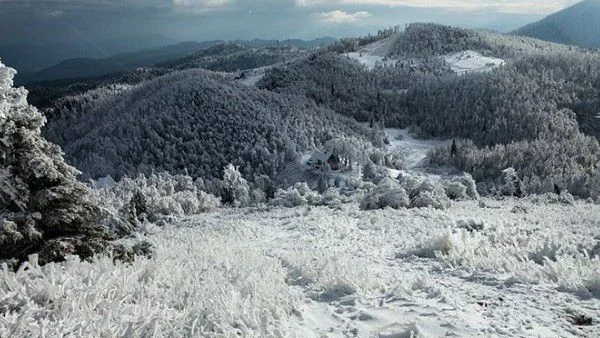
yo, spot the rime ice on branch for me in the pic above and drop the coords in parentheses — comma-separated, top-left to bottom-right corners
(0, 62, 109, 268)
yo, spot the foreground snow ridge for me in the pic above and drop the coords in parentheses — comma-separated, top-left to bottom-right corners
(2, 199, 600, 337)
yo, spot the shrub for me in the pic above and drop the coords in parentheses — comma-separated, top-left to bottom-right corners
(360, 178, 410, 210)
(91, 172, 221, 227)
(271, 182, 322, 207)
(409, 180, 451, 210)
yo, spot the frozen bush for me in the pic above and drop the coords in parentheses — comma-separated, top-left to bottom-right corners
(459, 174, 479, 199)
(396, 173, 422, 192)
(271, 182, 321, 207)
(527, 192, 575, 206)
(320, 188, 345, 207)
(409, 180, 451, 210)
(385, 150, 406, 170)
(443, 175, 479, 200)
(456, 219, 485, 232)
(91, 172, 221, 228)
(360, 178, 410, 210)
(443, 181, 468, 200)
(400, 232, 454, 259)
(528, 239, 563, 265)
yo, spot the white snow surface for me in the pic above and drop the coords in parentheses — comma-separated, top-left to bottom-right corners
(385, 128, 443, 170)
(345, 38, 400, 71)
(444, 50, 505, 75)
(2, 199, 600, 337)
(238, 69, 266, 86)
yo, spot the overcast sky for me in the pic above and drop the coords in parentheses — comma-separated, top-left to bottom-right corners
(0, 0, 582, 46)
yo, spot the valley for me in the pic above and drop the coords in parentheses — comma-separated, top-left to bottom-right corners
(2, 2, 600, 336)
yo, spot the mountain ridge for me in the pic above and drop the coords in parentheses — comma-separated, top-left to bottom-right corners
(513, 0, 600, 49)
(16, 37, 337, 84)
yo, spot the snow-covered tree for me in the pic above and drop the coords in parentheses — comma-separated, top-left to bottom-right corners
(501, 167, 525, 198)
(222, 164, 251, 207)
(0, 62, 108, 267)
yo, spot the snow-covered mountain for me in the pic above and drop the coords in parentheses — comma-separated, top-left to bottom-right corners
(43, 69, 375, 181)
(2, 22, 600, 338)
(513, 0, 600, 49)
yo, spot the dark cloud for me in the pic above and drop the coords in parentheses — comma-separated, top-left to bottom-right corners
(0, 0, 549, 47)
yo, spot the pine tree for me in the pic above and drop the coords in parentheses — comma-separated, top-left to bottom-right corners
(0, 62, 109, 268)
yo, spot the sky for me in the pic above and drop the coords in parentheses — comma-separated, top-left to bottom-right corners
(0, 0, 583, 46)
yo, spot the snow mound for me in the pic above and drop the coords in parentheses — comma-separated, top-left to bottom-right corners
(444, 50, 505, 75)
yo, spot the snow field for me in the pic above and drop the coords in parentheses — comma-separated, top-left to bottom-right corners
(444, 50, 505, 75)
(2, 198, 600, 337)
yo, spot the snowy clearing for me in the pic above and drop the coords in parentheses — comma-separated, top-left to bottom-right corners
(2, 199, 600, 337)
(237, 69, 266, 86)
(385, 128, 444, 170)
(344, 37, 400, 71)
(444, 50, 505, 75)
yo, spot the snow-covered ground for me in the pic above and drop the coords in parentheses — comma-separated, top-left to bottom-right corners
(344, 38, 400, 71)
(344, 36, 504, 76)
(444, 51, 505, 75)
(238, 69, 266, 86)
(3, 199, 600, 337)
(385, 128, 444, 170)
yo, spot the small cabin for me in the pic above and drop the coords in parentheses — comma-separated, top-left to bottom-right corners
(307, 150, 343, 171)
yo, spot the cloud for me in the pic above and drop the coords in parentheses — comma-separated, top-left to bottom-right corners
(0, 0, 581, 14)
(171, 0, 232, 8)
(296, 0, 581, 14)
(318, 9, 370, 24)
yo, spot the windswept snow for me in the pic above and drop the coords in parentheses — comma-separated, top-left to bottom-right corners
(3, 200, 600, 337)
(444, 50, 505, 75)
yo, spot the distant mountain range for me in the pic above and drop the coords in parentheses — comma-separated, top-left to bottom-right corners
(513, 0, 600, 49)
(0, 35, 176, 74)
(14, 37, 336, 84)
(15, 41, 221, 84)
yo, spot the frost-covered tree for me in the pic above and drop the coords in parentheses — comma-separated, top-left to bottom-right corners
(222, 164, 251, 207)
(0, 62, 109, 267)
(501, 167, 525, 198)
(43, 69, 377, 183)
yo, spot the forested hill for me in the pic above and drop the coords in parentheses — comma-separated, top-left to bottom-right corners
(25, 42, 309, 110)
(35, 23, 600, 197)
(513, 0, 600, 49)
(43, 69, 376, 181)
(156, 43, 304, 72)
(258, 23, 600, 197)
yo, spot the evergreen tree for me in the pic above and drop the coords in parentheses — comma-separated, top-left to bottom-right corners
(0, 62, 109, 267)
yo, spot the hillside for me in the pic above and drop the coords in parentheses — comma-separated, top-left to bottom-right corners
(43, 69, 376, 181)
(158, 43, 305, 72)
(15, 37, 335, 85)
(259, 23, 600, 197)
(514, 0, 600, 49)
